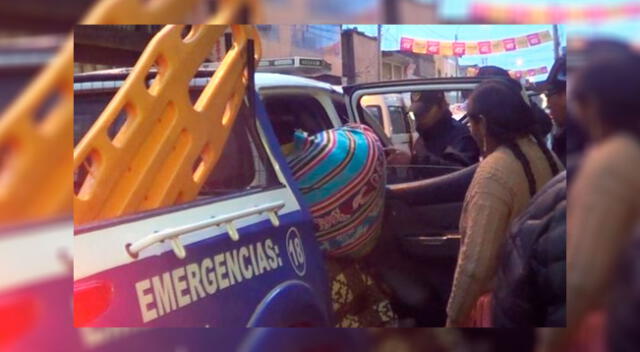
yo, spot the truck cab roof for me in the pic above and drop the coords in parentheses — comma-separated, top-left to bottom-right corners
(73, 68, 340, 94)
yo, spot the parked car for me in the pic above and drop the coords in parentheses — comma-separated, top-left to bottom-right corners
(360, 93, 416, 157)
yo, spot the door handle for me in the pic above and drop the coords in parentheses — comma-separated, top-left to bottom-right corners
(126, 201, 285, 259)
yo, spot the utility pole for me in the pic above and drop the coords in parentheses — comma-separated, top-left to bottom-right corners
(552, 24, 560, 59)
(454, 32, 459, 77)
(453, 25, 461, 77)
(378, 24, 382, 81)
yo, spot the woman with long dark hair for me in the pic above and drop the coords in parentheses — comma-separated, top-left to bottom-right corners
(446, 79, 563, 327)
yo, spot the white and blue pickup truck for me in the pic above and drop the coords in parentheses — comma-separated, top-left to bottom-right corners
(73, 70, 341, 327)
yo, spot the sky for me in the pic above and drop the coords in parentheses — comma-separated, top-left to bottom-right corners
(439, 0, 636, 20)
(437, 0, 640, 43)
(346, 24, 564, 82)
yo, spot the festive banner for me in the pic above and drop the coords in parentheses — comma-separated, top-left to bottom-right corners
(399, 30, 553, 57)
(516, 36, 530, 49)
(400, 37, 414, 51)
(507, 66, 549, 79)
(503, 38, 517, 51)
(467, 65, 549, 79)
(466, 42, 479, 56)
(453, 42, 466, 56)
(441, 42, 453, 56)
(427, 41, 440, 55)
(526, 33, 542, 46)
(491, 40, 504, 53)
(412, 40, 427, 54)
(470, 1, 640, 23)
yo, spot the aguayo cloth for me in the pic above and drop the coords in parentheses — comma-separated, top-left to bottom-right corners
(325, 257, 398, 327)
(287, 124, 386, 258)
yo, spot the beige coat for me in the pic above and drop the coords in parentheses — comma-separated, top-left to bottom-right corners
(447, 136, 563, 325)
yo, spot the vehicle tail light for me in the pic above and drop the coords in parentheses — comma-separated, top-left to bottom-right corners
(73, 280, 113, 326)
(0, 295, 38, 347)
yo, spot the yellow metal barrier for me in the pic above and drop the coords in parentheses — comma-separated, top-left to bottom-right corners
(73, 25, 262, 225)
(0, 40, 74, 223)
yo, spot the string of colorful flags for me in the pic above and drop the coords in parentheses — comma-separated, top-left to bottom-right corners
(469, 1, 640, 23)
(399, 30, 553, 57)
(511, 66, 549, 79)
(466, 66, 549, 79)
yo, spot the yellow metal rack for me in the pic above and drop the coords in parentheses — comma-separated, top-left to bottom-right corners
(74, 25, 261, 225)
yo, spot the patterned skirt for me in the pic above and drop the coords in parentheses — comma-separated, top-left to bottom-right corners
(326, 256, 398, 327)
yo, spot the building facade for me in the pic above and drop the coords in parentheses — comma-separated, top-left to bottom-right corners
(341, 28, 380, 84)
(256, 25, 343, 83)
(382, 50, 436, 80)
(434, 55, 458, 78)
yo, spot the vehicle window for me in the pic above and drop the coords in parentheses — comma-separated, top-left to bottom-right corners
(445, 91, 464, 105)
(331, 95, 350, 125)
(262, 94, 333, 145)
(364, 105, 383, 127)
(447, 90, 473, 122)
(73, 87, 281, 221)
(388, 105, 409, 134)
(358, 89, 478, 183)
(199, 103, 280, 197)
(353, 102, 391, 148)
(449, 102, 468, 122)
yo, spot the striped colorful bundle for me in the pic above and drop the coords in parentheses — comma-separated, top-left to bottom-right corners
(287, 124, 386, 258)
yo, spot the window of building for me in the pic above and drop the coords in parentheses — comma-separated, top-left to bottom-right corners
(392, 64, 403, 80)
(382, 62, 392, 81)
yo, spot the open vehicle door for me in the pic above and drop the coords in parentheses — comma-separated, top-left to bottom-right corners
(343, 78, 487, 325)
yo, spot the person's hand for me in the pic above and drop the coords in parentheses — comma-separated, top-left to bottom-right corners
(384, 147, 411, 165)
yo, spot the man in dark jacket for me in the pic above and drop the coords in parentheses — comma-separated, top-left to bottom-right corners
(540, 57, 568, 166)
(492, 170, 567, 327)
(409, 91, 479, 179)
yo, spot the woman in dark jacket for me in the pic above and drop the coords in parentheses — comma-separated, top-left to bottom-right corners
(492, 171, 566, 327)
